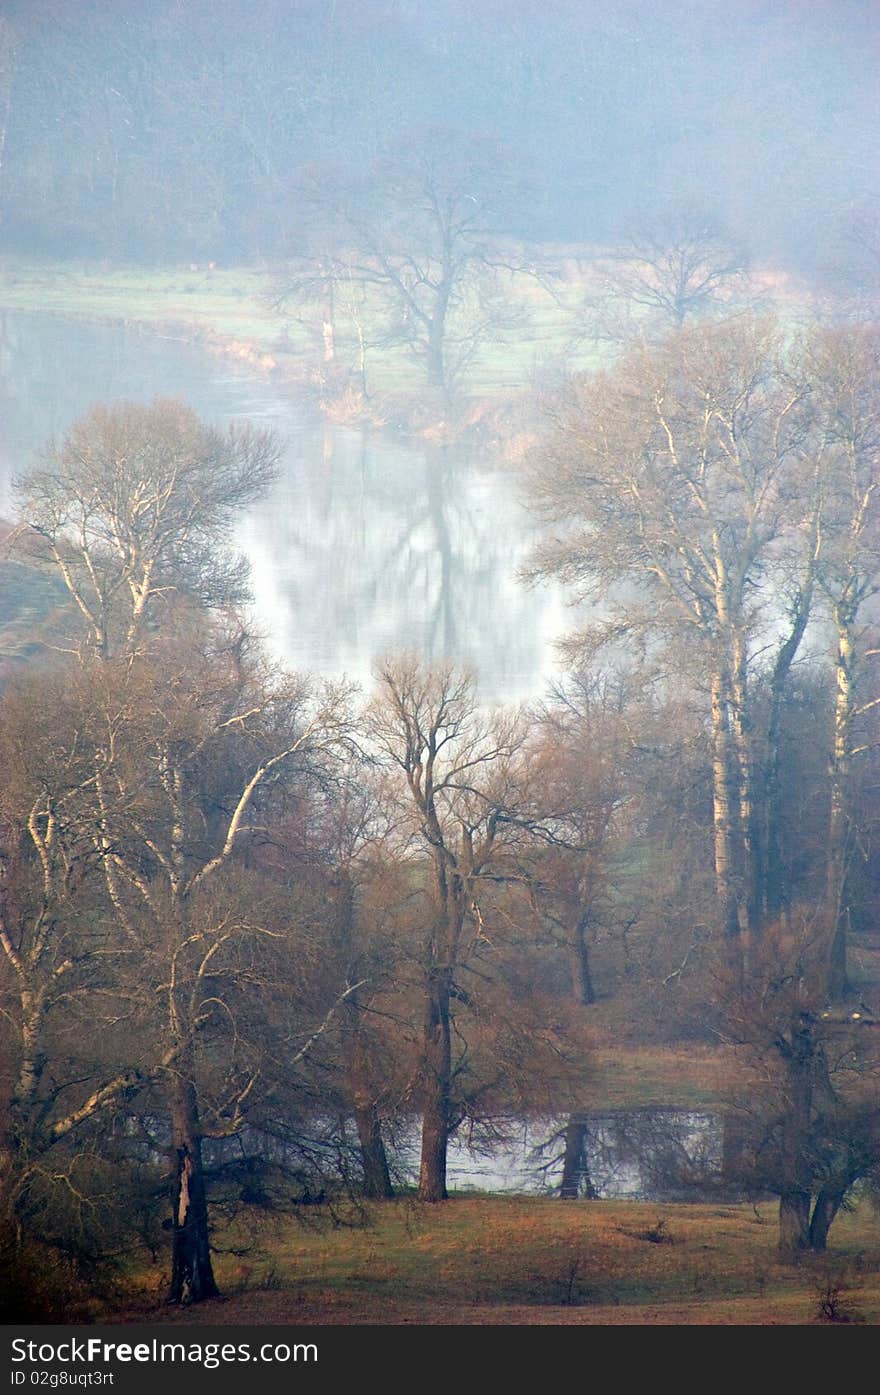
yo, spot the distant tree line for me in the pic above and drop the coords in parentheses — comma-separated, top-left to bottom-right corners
(0, 0, 875, 280)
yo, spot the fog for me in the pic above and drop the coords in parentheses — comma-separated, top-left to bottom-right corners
(1, 0, 876, 284)
(4, 3, 880, 1316)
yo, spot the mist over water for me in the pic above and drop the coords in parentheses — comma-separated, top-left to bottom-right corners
(1, 5, 878, 1302)
(0, 311, 566, 698)
(1, 3, 876, 695)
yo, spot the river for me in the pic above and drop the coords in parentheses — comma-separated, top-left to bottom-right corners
(198, 1108, 727, 1202)
(0, 310, 567, 700)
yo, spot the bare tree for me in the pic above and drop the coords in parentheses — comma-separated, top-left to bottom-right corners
(526, 669, 638, 1009)
(519, 669, 639, 1199)
(278, 129, 531, 399)
(0, 663, 150, 1226)
(525, 318, 813, 978)
(807, 325, 880, 999)
(277, 775, 399, 1200)
(14, 398, 280, 659)
(5, 398, 366, 1302)
(718, 916, 880, 1259)
(822, 197, 880, 319)
(587, 212, 750, 343)
(86, 628, 355, 1301)
(0, 628, 357, 1302)
(270, 163, 376, 397)
(367, 655, 535, 1201)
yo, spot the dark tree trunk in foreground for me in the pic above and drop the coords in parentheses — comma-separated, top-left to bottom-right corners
(776, 1014, 832, 1261)
(335, 875, 395, 1201)
(778, 1189, 812, 1258)
(571, 919, 596, 1007)
(169, 1074, 218, 1304)
(808, 1188, 845, 1253)
(354, 1106, 394, 1199)
(780, 1186, 845, 1257)
(371, 658, 512, 1207)
(418, 968, 452, 1202)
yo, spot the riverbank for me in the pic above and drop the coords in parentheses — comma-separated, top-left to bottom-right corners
(0, 257, 292, 369)
(0, 254, 590, 445)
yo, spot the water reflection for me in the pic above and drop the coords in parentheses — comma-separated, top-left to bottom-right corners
(0, 311, 565, 698)
(194, 1109, 726, 1202)
(241, 432, 564, 698)
(439, 1111, 724, 1201)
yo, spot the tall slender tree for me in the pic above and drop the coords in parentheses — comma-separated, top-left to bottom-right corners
(525, 318, 812, 978)
(807, 325, 880, 998)
(367, 656, 532, 1201)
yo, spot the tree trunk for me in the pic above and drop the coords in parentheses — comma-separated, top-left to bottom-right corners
(352, 303, 368, 397)
(332, 874, 394, 1201)
(709, 665, 745, 977)
(13, 989, 45, 1113)
(762, 696, 787, 926)
(354, 1105, 394, 1200)
(321, 276, 335, 365)
(808, 1188, 844, 1252)
(168, 1073, 217, 1304)
(418, 967, 451, 1201)
(426, 278, 451, 396)
(763, 565, 814, 923)
(827, 910, 849, 1006)
(776, 1014, 818, 1261)
(778, 1189, 812, 1259)
(731, 628, 761, 948)
(426, 326, 446, 395)
(571, 919, 595, 1006)
(827, 606, 856, 1001)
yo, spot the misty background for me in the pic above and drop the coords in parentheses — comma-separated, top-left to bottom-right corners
(0, 0, 876, 286)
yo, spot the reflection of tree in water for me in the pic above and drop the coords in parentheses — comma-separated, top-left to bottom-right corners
(248, 429, 555, 697)
(531, 1109, 724, 1201)
(0, 312, 561, 698)
(357, 440, 538, 684)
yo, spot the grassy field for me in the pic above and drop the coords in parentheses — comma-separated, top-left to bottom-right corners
(0, 254, 596, 404)
(586, 1044, 738, 1111)
(0, 258, 277, 341)
(115, 1194, 880, 1326)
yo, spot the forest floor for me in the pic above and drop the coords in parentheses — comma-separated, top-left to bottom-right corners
(114, 1195, 880, 1326)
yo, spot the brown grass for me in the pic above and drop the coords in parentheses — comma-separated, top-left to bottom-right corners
(586, 1045, 740, 1110)
(114, 1194, 880, 1327)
